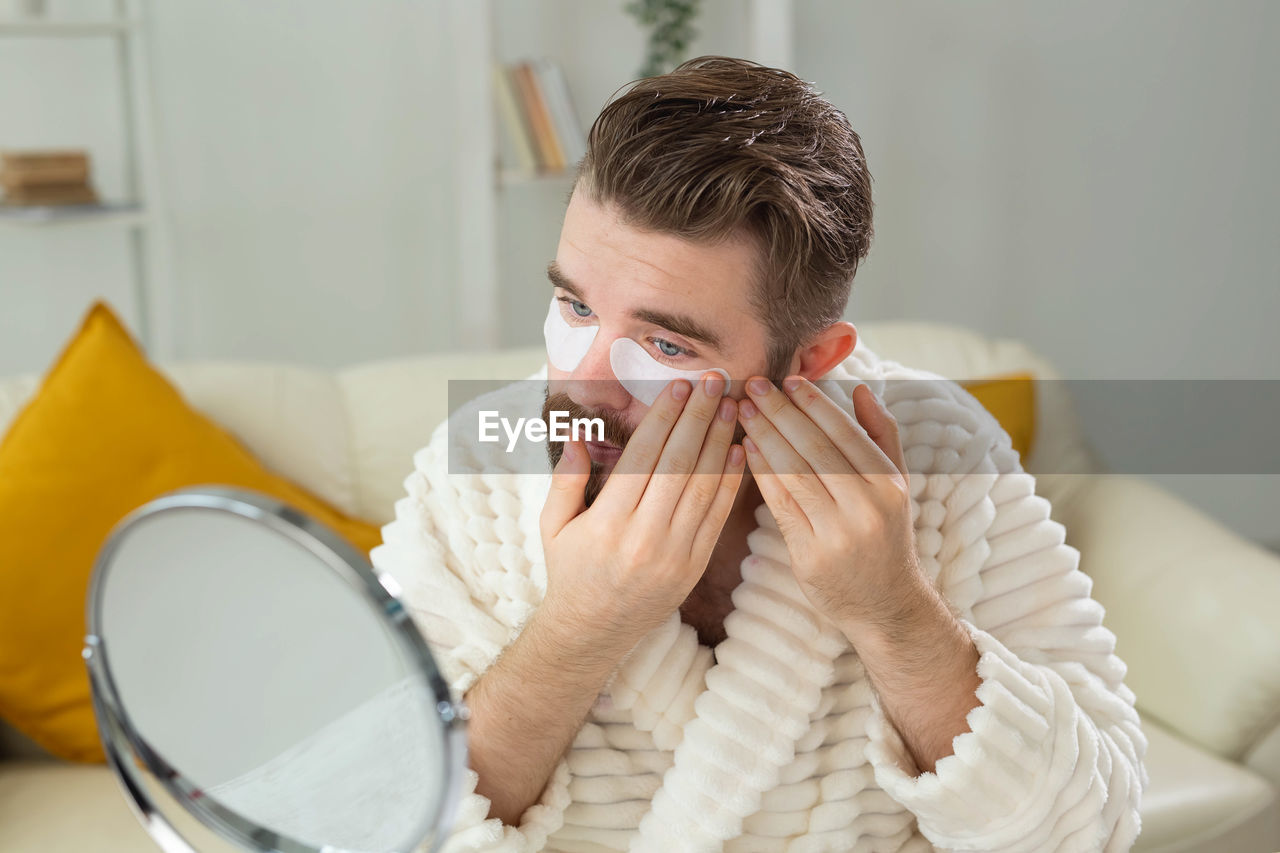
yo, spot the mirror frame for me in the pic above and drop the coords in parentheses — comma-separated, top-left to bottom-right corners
(82, 485, 468, 853)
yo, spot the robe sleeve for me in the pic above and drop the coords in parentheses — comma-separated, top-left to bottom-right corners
(864, 401, 1149, 852)
(369, 424, 572, 852)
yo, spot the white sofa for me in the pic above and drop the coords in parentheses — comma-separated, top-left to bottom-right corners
(0, 321, 1277, 853)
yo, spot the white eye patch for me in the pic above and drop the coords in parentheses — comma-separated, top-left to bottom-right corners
(608, 338, 730, 406)
(543, 298, 598, 372)
(543, 297, 730, 406)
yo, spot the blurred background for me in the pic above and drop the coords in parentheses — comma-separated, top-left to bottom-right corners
(1, 0, 1276, 543)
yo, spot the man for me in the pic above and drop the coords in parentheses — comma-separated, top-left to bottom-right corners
(372, 56, 1146, 852)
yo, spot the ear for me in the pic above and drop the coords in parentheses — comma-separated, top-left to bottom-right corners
(789, 322, 857, 380)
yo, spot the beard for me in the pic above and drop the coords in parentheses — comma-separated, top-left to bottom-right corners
(542, 389, 636, 507)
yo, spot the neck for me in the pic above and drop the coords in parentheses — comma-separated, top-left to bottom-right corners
(728, 471, 764, 534)
(680, 474, 763, 643)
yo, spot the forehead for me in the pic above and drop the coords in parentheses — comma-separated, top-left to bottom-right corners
(555, 191, 762, 318)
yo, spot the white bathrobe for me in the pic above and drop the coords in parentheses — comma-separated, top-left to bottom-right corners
(370, 338, 1148, 853)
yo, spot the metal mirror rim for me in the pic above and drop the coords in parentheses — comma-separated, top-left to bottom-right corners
(82, 485, 468, 853)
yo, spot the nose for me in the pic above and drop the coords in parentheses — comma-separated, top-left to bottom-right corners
(566, 333, 633, 414)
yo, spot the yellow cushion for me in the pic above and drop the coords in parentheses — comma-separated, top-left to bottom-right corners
(0, 301, 385, 763)
(957, 372, 1037, 462)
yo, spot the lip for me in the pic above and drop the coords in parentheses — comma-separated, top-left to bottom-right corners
(585, 440, 623, 464)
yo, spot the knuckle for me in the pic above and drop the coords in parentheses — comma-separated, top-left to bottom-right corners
(856, 510, 887, 539)
(653, 399, 682, 426)
(889, 472, 911, 500)
(682, 393, 718, 420)
(619, 536, 654, 570)
(658, 453, 697, 479)
(685, 474, 719, 507)
(873, 471, 909, 502)
(809, 443, 847, 475)
(763, 394, 790, 417)
(625, 437, 660, 464)
(828, 534, 852, 558)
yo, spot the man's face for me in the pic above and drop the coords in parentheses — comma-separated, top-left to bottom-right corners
(543, 190, 775, 502)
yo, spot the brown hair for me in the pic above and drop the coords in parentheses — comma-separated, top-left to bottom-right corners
(574, 55, 874, 379)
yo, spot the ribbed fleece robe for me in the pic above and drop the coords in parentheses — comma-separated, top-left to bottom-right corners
(370, 338, 1148, 853)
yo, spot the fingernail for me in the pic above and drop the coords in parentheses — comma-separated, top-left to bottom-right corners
(743, 436, 758, 454)
(747, 377, 770, 396)
(729, 444, 745, 466)
(718, 397, 735, 421)
(562, 440, 575, 462)
(671, 380, 691, 401)
(703, 372, 724, 397)
(739, 399, 758, 419)
(783, 376, 803, 394)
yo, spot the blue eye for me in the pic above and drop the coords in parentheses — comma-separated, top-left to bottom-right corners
(570, 300, 592, 317)
(654, 339, 683, 357)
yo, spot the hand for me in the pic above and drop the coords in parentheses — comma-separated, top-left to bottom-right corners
(539, 373, 746, 658)
(737, 376, 926, 641)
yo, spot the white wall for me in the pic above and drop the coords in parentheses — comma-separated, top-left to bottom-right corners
(795, 0, 1280, 381)
(791, 0, 1279, 543)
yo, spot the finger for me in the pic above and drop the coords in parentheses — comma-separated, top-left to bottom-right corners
(851, 382, 909, 481)
(689, 443, 747, 564)
(741, 436, 813, 538)
(778, 376, 900, 482)
(743, 377, 862, 494)
(640, 373, 732, 517)
(597, 379, 692, 509)
(738, 394, 837, 519)
(667, 393, 738, 526)
(540, 436, 590, 536)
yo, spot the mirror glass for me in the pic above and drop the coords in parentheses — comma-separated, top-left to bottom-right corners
(84, 488, 464, 853)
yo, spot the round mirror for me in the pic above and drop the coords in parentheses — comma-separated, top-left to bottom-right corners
(83, 486, 467, 853)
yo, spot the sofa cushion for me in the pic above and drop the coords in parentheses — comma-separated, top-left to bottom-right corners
(0, 761, 155, 853)
(338, 348, 547, 524)
(0, 301, 385, 762)
(1135, 714, 1280, 852)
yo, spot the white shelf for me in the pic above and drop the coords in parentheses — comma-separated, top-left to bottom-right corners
(0, 18, 136, 36)
(0, 202, 145, 228)
(0, 0, 171, 357)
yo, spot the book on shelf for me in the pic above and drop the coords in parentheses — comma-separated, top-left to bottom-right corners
(535, 58, 586, 167)
(492, 62, 537, 174)
(1, 162, 90, 189)
(493, 58, 587, 179)
(0, 148, 98, 206)
(2, 184, 99, 205)
(0, 150, 89, 172)
(512, 61, 563, 172)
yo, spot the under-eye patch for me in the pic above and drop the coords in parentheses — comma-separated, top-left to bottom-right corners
(608, 338, 729, 406)
(543, 298, 598, 372)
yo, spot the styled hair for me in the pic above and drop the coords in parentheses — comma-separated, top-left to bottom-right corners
(574, 55, 874, 378)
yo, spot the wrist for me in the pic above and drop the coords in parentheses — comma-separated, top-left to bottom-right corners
(839, 575, 947, 661)
(530, 594, 636, 680)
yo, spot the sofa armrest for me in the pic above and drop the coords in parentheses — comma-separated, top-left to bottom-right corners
(0, 720, 54, 763)
(1050, 473, 1280, 763)
(1243, 719, 1280, 793)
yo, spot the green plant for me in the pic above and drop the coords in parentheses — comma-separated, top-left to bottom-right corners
(624, 0, 703, 79)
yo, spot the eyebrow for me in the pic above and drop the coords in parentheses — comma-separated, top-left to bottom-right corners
(546, 260, 726, 353)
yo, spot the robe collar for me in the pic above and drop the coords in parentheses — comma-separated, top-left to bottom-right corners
(601, 352, 880, 851)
